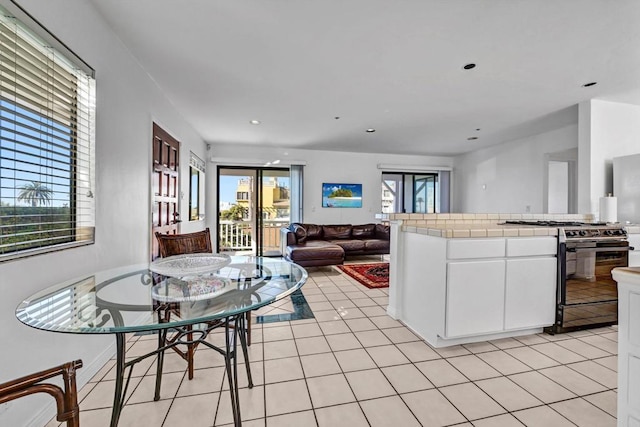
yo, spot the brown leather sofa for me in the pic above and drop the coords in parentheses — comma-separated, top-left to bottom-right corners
(280, 223, 390, 267)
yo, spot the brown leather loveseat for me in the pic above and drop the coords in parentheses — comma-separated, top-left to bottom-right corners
(280, 223, 390, 267)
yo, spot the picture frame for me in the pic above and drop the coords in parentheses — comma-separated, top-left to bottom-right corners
(322, 183, 362, 208)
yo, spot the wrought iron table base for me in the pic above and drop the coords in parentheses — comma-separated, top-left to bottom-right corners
(110, 313, 252, 427)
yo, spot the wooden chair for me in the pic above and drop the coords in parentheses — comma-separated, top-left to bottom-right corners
(155, 228, 213, 258)
(154, 228, 252, 382)
(0, 360, 82, 427)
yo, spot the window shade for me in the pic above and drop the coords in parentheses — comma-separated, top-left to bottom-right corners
(0, 5, 96, 260)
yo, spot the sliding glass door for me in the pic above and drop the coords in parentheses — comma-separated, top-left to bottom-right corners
(381, 172, 444, 214)
(217, 167, 290, 256)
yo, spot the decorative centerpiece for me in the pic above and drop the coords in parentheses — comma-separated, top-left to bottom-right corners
(149, 253, 231, 278)
(151, 275, 233, 302)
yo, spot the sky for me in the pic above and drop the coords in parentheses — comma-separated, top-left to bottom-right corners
(219, 175, 290, 206)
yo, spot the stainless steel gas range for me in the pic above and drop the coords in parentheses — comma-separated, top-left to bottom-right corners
(505, 220, 632, 334)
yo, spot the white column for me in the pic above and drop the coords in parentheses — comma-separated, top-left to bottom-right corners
(612, 267, 640, 427)
(387, 220, 404, 319)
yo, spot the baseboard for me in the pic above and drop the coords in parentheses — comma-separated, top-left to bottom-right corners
(25, 338, 116, 427)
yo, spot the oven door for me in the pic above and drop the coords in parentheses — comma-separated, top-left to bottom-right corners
(561, 240, 629, 329)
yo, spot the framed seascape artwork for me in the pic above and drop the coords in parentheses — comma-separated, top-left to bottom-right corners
(322, 183, 363, 208)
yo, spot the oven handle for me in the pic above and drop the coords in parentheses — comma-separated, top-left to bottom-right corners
(567, 246, 632, 253)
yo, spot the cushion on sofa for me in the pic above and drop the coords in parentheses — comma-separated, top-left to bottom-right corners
(322, 224, 352, 240)
(352, 223, 375, 238)
(305, 224, 324, 240)
(375, 224, 390, 240)
(291, 223, 307, 243)
(291, 223, 324, 243)
(364, 239, 390, 252)
(286, 240, 344, 262)
(331, 239, 366, 252)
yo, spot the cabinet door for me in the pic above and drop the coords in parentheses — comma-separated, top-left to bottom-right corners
(505, 258, 557, 330)
(446, 260, 505, 338)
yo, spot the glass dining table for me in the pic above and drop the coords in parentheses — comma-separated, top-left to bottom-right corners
(15, 256, 308, 427)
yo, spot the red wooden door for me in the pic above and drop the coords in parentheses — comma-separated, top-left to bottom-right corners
(151, 123, 180, 260)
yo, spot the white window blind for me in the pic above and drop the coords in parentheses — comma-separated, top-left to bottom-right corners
(0, 4, 96, 260)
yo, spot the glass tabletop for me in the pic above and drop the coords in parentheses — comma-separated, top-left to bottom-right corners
(16, 256, 308, 334)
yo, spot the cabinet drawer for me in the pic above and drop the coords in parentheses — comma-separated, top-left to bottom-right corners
(447, 239, 505, 260)
(506, 237, 557, 257)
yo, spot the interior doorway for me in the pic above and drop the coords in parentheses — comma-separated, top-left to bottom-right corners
(217, 167, 290, 256)
(544, 148, 578, 214)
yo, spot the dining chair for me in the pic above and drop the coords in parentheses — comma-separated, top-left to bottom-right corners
(0, 360, 82, 427)
(154, 228, 252, 381)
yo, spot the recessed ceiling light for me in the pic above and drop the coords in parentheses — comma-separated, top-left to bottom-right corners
(467, 136, 478, 141)
(249, 120, 261, 125)
(463, 63, 476, 70)
(582, 82, 597, 87)
(366, 129, 376, 133)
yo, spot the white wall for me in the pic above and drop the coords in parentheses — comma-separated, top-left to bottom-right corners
(578, 99, 640, 216)
(452, 124, 579, 213)
(0, 1, 206, 425)
(206, 144, 453, 231)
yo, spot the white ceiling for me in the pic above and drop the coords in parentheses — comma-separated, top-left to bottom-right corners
(90, 0, 640, 156)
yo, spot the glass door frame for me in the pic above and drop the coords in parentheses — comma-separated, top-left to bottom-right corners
(216, 166, 290, 256)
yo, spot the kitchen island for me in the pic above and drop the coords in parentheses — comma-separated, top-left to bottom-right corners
(388, 213, 595, 348)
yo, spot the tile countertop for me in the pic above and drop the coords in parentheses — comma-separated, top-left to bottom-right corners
(389, 213, 640, 238)
(399, 223, 640, 239)
(400, 223, 559, 238)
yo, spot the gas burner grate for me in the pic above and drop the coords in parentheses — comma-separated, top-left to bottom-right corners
(503, 220, 607, 227)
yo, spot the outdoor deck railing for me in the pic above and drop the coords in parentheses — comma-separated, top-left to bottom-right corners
(218, 219, 289, 253)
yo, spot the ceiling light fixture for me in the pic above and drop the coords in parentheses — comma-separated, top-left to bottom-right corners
(475, 128, 481, 131)
(366, 129, 376, 133)
(249, 120, 261, 125)
(463, 63, 476, 70)
(467, 136, 478, 141)
(582, 82, 597, 87)
(334, 116, 340, 120)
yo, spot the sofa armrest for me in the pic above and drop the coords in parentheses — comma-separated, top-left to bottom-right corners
(280, 227, 297, 256)
(375, 224, 391, 240)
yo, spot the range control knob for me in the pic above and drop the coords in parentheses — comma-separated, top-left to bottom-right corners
(579, 230, 588, 236)
(565, 230, 577, 237)
(605, 230, 614, 236)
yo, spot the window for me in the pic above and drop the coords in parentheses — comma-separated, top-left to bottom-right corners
(381, 171, 450, 214)
(0, 4, 96, 260)
(189, 152, 205, 221)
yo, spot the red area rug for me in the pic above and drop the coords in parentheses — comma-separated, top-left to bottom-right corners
(336, 263, 389, 289)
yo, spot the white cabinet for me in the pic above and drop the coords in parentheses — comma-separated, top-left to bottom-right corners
(443, 236, 557, 340)
(446, 260, 505, 337)
(505, 258, 557, 330)
(393, 231, 558, 348)
(448, 238, 505, 259)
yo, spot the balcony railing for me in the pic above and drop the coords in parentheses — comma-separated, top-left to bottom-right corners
(218, 219, 290, 254)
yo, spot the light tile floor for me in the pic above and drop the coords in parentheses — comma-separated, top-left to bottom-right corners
(46, 263, 618, 427)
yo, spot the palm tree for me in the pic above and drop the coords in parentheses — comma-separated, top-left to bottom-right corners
(17, 181, 53, 207)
